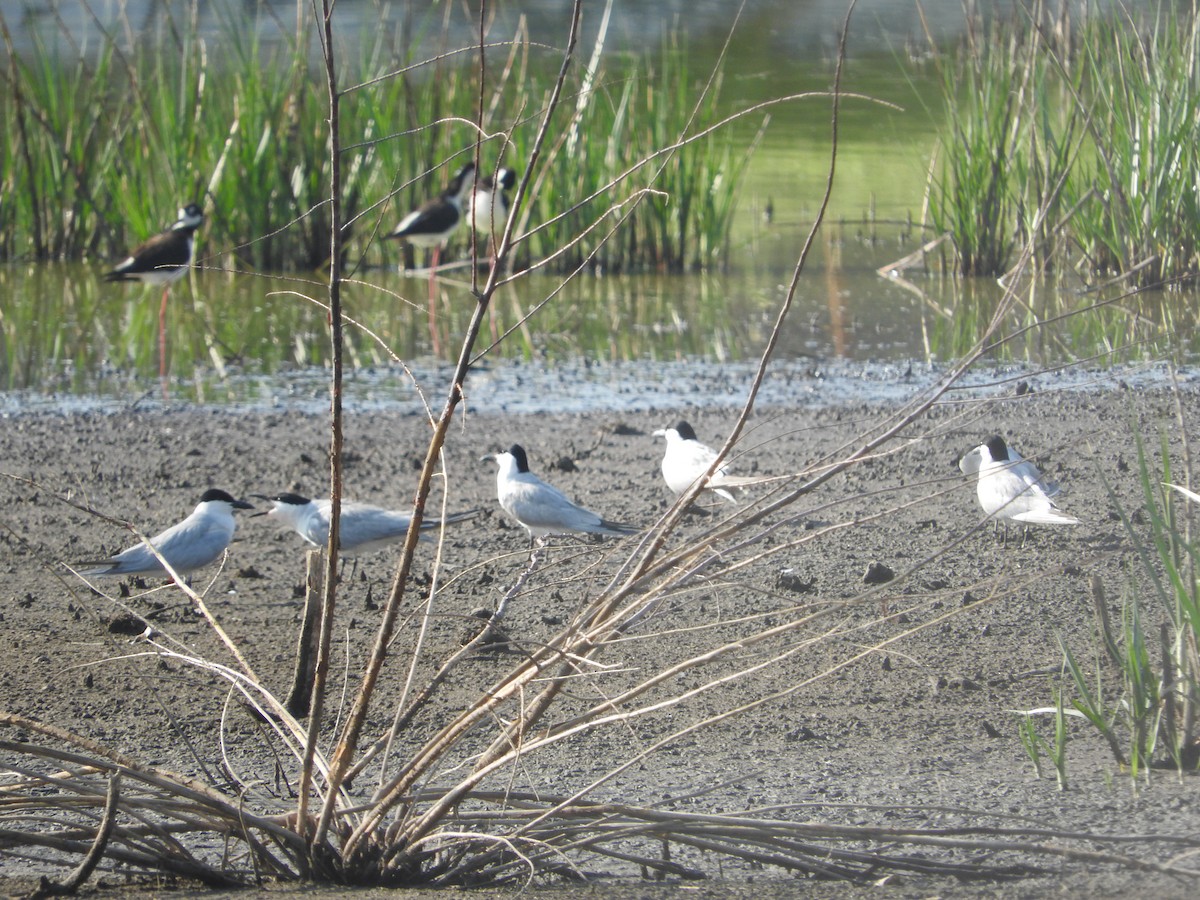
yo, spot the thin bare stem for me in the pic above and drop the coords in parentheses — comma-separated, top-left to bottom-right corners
(331, 1, 585, 864)
(305, 0, 346, 861)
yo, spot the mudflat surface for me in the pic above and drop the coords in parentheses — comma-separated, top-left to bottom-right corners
(2, 373, 1200, 897)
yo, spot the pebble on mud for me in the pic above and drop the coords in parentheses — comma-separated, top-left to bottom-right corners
(776, 568, 815, 593)
(863, 561, 895, 584)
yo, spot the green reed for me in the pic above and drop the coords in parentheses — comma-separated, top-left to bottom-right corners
(925, 0, 1087, 280)
(928, 14, 1025, 277)
(0, 3, 754, 276)
(927, 1, 1200, 288)
(1064, 7, 1200, 287)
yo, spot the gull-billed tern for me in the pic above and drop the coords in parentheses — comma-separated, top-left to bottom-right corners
(484, 444, 638, 540)
(257, 492, 477, 555)
(653, 420, 762, 503)
(78, 488, 253, 577)
(959, 435, 1078, 540)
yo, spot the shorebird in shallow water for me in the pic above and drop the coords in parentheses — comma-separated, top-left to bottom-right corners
(78, 489, 253, 578)
(105, 203, 204, 381)
(387, 162, 477, 273)
(386, 162, 477, 352)
(257, 493, 477, 555)
(484, 444, 638, 541)
(959, 435, 1078, 544)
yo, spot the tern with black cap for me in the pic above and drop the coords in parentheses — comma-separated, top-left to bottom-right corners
(78, 488, 253, 577)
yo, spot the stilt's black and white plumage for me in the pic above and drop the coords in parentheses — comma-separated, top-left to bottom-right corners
(257, 492, 478, 555)
(77, 489, 253, 577)
(104, 203, 205, 383)
(105, 203, 204, 286)
(386, 163, 477, 269)
(484, 444, 638, 540)
(959, 435, 1078, 542)
(468, 166, 517, 248)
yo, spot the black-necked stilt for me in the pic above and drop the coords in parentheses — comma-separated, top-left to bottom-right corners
(387, 162, 476, 354)
(105, 203, 204, 286)
(469, 166, 517, 259)
(105, 203, 204, 381)
(387, 162, 477, 272)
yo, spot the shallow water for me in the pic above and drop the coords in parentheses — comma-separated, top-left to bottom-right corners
(3, 0, 1195, 411)
(0, 226, 936, 377)
(2, 219, 1189, 411)
(1, 351, 1189, 419)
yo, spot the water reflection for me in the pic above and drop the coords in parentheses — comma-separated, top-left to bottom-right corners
(0, 238, 931, 397)
(10, 207, 1192, 404)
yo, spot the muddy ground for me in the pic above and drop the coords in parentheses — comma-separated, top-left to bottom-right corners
(2, 373, 1200, 898)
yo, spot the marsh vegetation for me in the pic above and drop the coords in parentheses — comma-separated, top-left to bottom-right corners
(3, 0, 1200, 395)
(2, 0, 1200, 892)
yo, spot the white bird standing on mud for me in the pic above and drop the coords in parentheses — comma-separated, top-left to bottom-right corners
(653, 420, 758, 503)
(256, 493, 477, 555)
(78, 489, 253, 577)
(959, 435, 1078, 541)
(484, 444, 639, 540)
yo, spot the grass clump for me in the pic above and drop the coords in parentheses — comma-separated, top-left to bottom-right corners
(926, 1, 1200, 288)
(927, 15, 1023, 277)
(1057, 418, 1200, 779)
(0, 2, 756, 275)
(1064, 7, 1200, 286)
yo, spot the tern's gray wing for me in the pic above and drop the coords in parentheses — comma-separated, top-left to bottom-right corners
(1010, 458, 1060, 498)
(79, 541, 165, 576)
(978, 465, 1076, 524)
(294, 500, 333, 547)
(502, 480, 583, 532)
(680, 441, 725, 476)
(337, 504, 412, 554)
(296, 517, 329, 547)
(84, 513, 235, 575)
(663, 440, 742, 503)
(300, 503, 478, 554)
(978, 466, 1039, 516)
(504, 479, 634, 536)
(664, 441, 724, 486)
